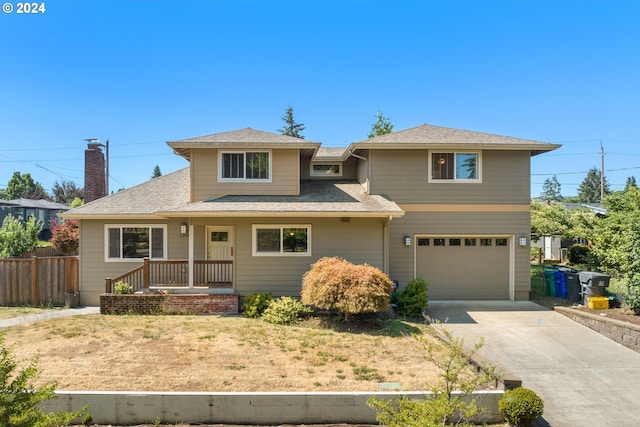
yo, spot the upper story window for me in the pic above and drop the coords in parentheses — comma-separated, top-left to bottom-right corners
(105, 225, 166, 261)
(429, 151, 481, 182)
(219, 150, 271, 182)
(310, 163, 342, 176)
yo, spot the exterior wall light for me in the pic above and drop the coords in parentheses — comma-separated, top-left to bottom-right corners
(519, 236, 527, 246)
(404, 236, 411, 246)
(180, 223, 188, 237)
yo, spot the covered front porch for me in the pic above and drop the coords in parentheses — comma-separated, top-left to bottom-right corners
(104, 257, 233, 294)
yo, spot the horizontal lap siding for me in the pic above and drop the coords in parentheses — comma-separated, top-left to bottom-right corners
(369, 150, 530, 204)
(191, 148, 299, 201)
(79, 219, 187, 305)
(218, 217, 383, 297)
(183, 218, 385, 297)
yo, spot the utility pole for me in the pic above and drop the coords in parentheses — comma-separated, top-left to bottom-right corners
(600, 141, 605, 203)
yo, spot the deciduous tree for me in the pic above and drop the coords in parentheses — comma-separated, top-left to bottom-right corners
(51, 180, 83, 205)
(0, 172, 48, 200)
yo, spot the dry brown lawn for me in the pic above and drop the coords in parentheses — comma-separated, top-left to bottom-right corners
(1, 313, 461, 392)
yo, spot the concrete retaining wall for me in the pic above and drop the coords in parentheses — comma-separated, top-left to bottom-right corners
(555, 306, 640, 353)
(45, 390, 504, 425)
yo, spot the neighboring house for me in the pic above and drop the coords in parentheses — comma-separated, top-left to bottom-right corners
(63, 124, 559, 306)
(0, 198, 70, 240)
(531, 203, 605, 261)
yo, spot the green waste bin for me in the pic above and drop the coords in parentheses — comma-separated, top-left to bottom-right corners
(543, 269, 556, 297)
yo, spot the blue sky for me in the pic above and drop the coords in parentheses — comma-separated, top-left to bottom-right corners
(1, 0, 639, 198)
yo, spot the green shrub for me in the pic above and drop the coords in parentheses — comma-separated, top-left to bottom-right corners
(398, 278, 429, 317)
(114, 280, 133, 294)
(626, 284, 640, 314)
(242, 292, 274, 318)
(567, 244, 591, 265)
(0, 215, 43, 258)
(301, 256, 394, 321)
(261, 296, 312, 325)
(499, 387, 544, 427)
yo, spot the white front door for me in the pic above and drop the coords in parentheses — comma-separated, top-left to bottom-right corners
(206, 226, 234, 284)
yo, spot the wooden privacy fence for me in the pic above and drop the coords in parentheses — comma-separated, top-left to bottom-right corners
(0, 256, 79, 306)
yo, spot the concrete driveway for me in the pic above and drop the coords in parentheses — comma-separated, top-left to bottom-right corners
(426, 301, 640, 427)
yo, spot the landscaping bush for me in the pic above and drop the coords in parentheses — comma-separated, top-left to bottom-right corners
(261, 296, 312, 325)
(626, 284, 640, 315)
(0, 215, 42, 258)
(301, 256, 394, 321)
(499, 387, 544, 427)
(49, 219, 79, 255)
(567, 244, 591, 265)
(114, 280, 133, 294)
(398, 278, 428, 317)
(242, 292, 274, 318)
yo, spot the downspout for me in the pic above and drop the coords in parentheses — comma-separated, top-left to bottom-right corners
(383, 215, 392, 274)
(188, 223, 194, 288)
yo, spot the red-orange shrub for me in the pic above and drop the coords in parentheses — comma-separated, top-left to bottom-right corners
(301, 256, 393, 320)
(49, 219, 79, 255)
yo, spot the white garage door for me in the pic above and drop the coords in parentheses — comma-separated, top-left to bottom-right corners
(415, 237, 510, 300)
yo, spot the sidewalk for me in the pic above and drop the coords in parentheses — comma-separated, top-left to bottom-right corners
(0, 306, 100, 328)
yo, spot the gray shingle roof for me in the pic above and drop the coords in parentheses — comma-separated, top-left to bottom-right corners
(0, 198, 69, 210)
(157, 180, 403, 217)
(169, 127, 319, 145)
(63, 168, 190, 218)
(349, 123, 560, 155)
(63, 169, 402, 219)
(167, 128, 322, 161)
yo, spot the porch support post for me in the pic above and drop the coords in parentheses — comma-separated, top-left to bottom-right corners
(188, 224, 194, 288)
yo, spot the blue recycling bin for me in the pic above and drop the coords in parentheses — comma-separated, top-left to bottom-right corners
(553, 270, 567, 299)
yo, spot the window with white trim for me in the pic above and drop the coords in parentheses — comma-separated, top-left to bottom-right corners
(105, 225, 166, 261)
(253, 225, 310, 256)
(310, 163, 342, 176)
(429, 151, 480, 182)
(219, 150, 271, 181)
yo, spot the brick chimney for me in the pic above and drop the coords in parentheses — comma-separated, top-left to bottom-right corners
(84, 143, 106, 202)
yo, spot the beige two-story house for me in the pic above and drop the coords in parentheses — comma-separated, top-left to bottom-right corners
(63, 124, 559, 306)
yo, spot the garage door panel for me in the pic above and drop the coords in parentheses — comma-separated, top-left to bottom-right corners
(416, 237, 509, 300)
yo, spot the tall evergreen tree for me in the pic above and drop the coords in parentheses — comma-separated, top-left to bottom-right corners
(624, 176, 637, 192)
(278, 105, 305, 139)
(577, 167, 610, 203)
(540, 175, 563, 202)
(151, 165, 162, 179)
(367, 111, 394, 138)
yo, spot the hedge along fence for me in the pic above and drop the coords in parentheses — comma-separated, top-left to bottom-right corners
(0, 256, 79, 306)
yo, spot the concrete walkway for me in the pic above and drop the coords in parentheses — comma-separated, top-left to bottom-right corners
(0, 306, 100, 328)
(427, 301, 640, 427)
